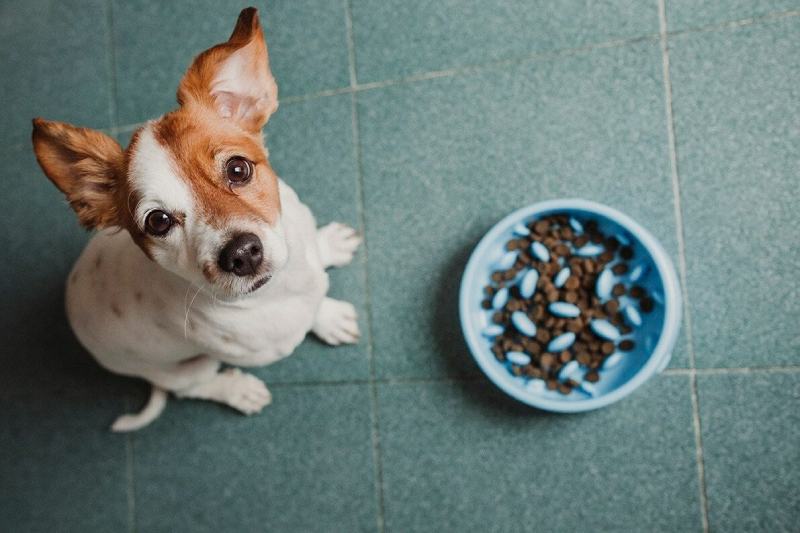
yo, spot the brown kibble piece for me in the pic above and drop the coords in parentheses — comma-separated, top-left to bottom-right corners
(567, 320, 582, 333)
(557, 383, 572, 395)
(546, 379, 558, 390)
(576, 352, 591, 365)
(533, 220, 550, 234)
(620, 246, 634, 260)
(612, 263, 629, 275)
(481, 299, 492, 310)
(612, 283, 626, 297)
(565, 276, 580, 290)
(604, 299, 620, 315)
(585, 371, 600, 383)
(491, 271, 503, 283)
(540, 353, 555, 369)
(492, 312, 504, 324)
(630, 285, 646, 299)
(619, 339, 635, 351)
(604, 237, 620, 251)
(640, 298, 655, 313)
(574, 235, 589, 247)
(601, 342, 614, 355)
(559, 351, 571, 363)
(599, 251, 614, 263)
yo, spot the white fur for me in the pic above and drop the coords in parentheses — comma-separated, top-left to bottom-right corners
(66, 171, 360, 431)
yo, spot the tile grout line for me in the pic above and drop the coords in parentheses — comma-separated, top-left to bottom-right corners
(668, 8, 800, 38)
(278, 8, 800, 108)
(264, 365, 800, 388)
(344, 1, 386, 532)
(665, 366, 800, 376)
(657, 2, 709, 532)
(105, 9, 800, 131)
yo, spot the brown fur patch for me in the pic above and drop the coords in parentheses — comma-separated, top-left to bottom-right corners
(31, 119, 124, 229)
(152, 109, 281, 228)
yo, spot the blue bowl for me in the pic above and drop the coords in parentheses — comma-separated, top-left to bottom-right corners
(459, 199, 682, 412)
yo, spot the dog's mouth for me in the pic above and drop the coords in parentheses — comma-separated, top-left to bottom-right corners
(247, 274, 272, 293)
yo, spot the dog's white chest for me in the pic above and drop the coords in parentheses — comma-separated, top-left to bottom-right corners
(66, 181, 328, 372)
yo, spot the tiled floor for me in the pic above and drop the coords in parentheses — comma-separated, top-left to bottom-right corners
(1, 1, 798, 532)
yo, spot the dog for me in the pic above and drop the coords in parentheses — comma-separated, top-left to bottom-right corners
(31, 7, 362, 431)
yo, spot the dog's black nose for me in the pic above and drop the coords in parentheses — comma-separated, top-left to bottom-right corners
(218, 233, 263, 277)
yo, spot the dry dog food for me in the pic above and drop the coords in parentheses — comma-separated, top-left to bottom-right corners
(481, 214, 656, 396)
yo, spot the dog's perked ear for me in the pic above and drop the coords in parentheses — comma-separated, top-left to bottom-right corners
(31, 118, 123, 229)
(177, 7, 278, 132)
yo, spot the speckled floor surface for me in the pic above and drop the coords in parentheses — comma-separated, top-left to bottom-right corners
(1, 1, 798, 532)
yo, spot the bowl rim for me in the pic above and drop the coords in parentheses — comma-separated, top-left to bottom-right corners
(459, 198, 683, 412)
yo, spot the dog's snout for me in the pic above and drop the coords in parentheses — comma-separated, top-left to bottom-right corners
(218, 233, 263, 277)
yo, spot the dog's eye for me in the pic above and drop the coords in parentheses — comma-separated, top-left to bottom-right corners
(144, 210, 173, 236)
(225, 157, 253, 185)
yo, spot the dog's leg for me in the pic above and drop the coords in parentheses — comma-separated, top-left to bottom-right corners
(312, 297, 360, 345)
(316, 222, 361, 268)
(174, 368, 272, 415)
(110, 355, 223, 431)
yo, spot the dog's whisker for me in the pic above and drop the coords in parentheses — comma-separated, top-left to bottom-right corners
(184, 283, 203, 340)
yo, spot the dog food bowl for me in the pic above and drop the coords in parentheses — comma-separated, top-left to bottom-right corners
(459, 199, 682, 412)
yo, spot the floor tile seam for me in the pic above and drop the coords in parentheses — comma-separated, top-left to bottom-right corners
(668, 8, 800, 40)
(658, 2, 709, 531)
(276, 9, 800, 106)
(344, 1, 385, 530)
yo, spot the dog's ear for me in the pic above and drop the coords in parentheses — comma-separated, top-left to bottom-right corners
(177, 7, 278, 132)
(31, 118, 123, 229)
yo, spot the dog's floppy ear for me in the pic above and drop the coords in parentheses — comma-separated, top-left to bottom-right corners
(31, 118, 123, 229)
(177, 7, 278, 132)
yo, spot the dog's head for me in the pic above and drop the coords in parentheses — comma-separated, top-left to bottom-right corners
(32, 7, 285, 297)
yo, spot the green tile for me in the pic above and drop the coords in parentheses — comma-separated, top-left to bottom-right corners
(112, 0, 350, 125)
(132, 383, 377, 532)
(359, 41, 679, 379)
(350, 0, 659, 83)
(377, 377, 701, 532)
(698, 372, 800, 532)
(0, 0, 112, 145)
(666, 0, 800, 31)
(0, 387, 130, 532)
(669, 18, 800, 368)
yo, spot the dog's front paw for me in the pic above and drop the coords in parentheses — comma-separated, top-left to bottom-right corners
(312, 297, 360, 346)
(317, 222, 361, 268)
(221, 368, 272, 415)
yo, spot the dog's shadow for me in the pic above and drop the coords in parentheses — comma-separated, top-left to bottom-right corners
(4, 276, 138, 405)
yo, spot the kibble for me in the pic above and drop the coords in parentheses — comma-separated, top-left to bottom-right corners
(481, 213, 659, 396)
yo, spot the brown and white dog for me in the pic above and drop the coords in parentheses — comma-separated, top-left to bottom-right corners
(31, 7, 361, 431)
